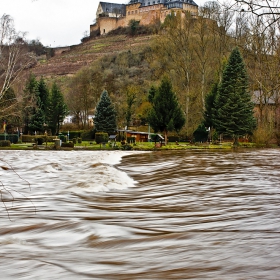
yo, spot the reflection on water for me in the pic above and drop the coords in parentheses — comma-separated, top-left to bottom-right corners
(0, 149, 280, 279)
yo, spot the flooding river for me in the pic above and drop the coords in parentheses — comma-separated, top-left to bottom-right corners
(0, 149, 280, 279)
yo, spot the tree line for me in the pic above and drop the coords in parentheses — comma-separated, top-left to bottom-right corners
(1, 1, 280, 144)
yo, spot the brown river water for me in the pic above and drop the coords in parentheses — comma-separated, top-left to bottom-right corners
(0, 149, 280, 279)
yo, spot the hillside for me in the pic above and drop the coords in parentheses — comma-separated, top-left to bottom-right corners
(31, 35, 154, 77)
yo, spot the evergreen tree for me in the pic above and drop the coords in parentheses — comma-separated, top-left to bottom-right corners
(148, 76, 185, 145)
(47, 82, 68, 135)
(22, 74, 40, 134)
(94, 90, 117, 134)
(213, 47, 256, 145)
(37, 77, 49, 116)
(204, 82, 218, 129)
(29, 106, 45, 133)
(22, 75, 50, 134)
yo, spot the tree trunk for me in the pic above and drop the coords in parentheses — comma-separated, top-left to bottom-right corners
(164, 130, 168, 146)
(233, 136, 239, 147)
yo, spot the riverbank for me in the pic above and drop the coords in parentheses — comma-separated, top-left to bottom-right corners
(1, 141, 277, 151)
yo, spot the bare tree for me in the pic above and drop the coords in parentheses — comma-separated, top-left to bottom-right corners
(230, 0, 280, 26)
(0, 14, 35, 102)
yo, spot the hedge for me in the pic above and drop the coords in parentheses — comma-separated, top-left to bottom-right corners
(0, 134, 18, 143)
(0, 140, 11, 147)
(61, 142, 74, 148)
(21, 135, 55, 143)
(127, 137, 136, 144)
(95, 132, 108, 144)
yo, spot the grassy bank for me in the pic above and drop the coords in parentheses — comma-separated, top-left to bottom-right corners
(0, 141, 272, 151)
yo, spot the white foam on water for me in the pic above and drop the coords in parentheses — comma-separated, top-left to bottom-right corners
(66, 151, 141, 193)
(0, 150, 146, 194)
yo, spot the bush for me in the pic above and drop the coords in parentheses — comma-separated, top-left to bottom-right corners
(77, 137, 82, 144)
(22, 135, 35, 143)
(58, 134, 66, 142)
(127, 137, 136, 144)
(0, 134, 19, 143)
(95, 132, 108, 144)
(81, 130, 94, 140)
(193, 124, 208, 142)
(70, 131, 82, 139)
(252, 125, 274, 146)
(168, 135, 179, 142)
(121, 144, 132, 150)
(72, 138, 77, 144)
(0, 140, 11, 147)
(36, 137, 44, 145)
(22, 135, 54, 143)
(61, 142, 74, 148)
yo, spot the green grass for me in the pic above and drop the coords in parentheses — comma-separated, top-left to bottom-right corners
(0, 141, 270, 151)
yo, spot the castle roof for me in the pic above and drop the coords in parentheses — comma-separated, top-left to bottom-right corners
(128, 0, 198, 7)
(99, 2, 126, 13)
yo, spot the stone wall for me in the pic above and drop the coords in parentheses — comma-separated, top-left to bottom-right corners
(54, 46, 71, 56)
(91, 2, 198, 36)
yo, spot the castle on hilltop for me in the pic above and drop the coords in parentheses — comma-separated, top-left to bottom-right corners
(90, 0, 198, 36)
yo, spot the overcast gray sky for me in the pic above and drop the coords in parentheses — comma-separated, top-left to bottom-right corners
(2, 0, 207, 47)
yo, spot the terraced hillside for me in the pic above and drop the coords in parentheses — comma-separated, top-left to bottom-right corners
(31, 35, 154, 77)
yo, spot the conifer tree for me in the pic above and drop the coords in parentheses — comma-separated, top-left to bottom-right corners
(22, 74, 40, 134)
(94, 90, 117, 134)
(213, 47, 256, 145)
(47, 82, 67, 135)
(148, 76, 185, 145)
(37, 77, 49, 116)
(204, 82, 218, 129)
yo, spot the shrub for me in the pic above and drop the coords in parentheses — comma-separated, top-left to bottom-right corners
(22, 135, 35, 143)
(0, 134, 19, 143)
(127, 137, 136, 144)
(61, 142, 74, 148)
(60, 130, 82, 140)
(193, 124, 208, 142)
(95, 132, 108, 144)
(81, 130, 94, 140)
(77, 137, 82, 144)
(58, 134, 66, 142)
(168, 135, 179, 142)
(252, 125, 274, 146)
(0, 140, 11, 147)
(36, 137, 44, 145)
(22, 135, 54, 143)
(121, 144, 132, 150)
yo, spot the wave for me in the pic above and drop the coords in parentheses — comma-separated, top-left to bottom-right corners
(0, 150, 146, 194)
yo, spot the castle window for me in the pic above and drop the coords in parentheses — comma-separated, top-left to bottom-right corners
(128, 11, 130, 15)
